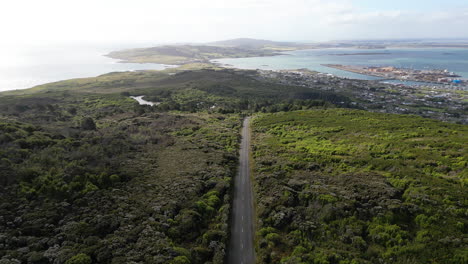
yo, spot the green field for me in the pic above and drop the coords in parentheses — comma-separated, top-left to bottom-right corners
(251, 110, 467, 263)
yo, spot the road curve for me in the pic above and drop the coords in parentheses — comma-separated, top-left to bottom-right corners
(228, 117, 255, 264)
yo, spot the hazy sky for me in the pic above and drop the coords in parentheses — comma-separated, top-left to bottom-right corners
(1, 0, 467, 47)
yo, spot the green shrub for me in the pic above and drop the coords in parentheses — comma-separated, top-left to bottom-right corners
(81, 182, 99, 194)
(65, 253, 92, 264)
(265, 233, 282, 245)
(81, 117, 96, 130)
(318, 194, 338, 204)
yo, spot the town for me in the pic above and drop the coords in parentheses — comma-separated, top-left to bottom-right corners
(323, 64, 465, 85)
(254, 69, 467, 124)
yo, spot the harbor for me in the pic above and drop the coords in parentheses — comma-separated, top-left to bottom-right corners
(323, 64, 466, 85)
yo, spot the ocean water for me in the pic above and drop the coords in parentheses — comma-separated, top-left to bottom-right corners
(213, 48, 468, 81)
(0, 44, 173, 92)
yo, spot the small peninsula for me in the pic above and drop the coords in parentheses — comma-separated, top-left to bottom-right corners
(106, 38, 308, 65)
(107, 38, 468, 67)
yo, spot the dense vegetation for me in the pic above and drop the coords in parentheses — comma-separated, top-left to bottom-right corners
(251, 110, 467, 263)
(0, 82, 243, 263)
(1, 67, 466, 263)
(0, 68, 350, 263)
(2, 69, 350, 114)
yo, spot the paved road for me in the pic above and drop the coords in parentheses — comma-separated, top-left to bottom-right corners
(228, 117, 255, 264)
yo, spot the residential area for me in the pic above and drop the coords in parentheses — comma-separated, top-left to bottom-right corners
(255, 69, 467, 124)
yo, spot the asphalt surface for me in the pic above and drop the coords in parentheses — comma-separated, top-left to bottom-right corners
(228, 117, 255, 264)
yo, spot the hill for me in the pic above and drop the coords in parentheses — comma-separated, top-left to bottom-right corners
(207, 38, 296, 48)
(106, 44, 280, 65)
(106, 38, 313, 65)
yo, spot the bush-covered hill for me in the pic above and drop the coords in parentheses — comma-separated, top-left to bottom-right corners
(0, 67, 352, 264)
(1, 67, 466, 263)
(251, 109, 467, 264)
(0, 86, 242, 263)
(0, 69, 350, 115)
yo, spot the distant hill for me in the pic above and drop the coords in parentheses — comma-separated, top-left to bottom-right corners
(106, 44, 280, 64)
(207, 38, 297, 48)
(107, 38, 316, 65)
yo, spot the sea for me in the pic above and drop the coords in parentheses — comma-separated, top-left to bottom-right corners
(213, 48, 468, 84)
(0, 43, 173, 92)
(1, 45, 468, 92)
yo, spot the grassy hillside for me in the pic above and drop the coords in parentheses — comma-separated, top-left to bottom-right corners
(251, 110, 467, 263)
(106, 45, 280, 64)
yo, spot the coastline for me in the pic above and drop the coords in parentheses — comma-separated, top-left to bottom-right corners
(5, 43, 468, 93)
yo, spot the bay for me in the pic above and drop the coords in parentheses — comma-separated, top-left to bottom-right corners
(213, 48, 468, 82)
